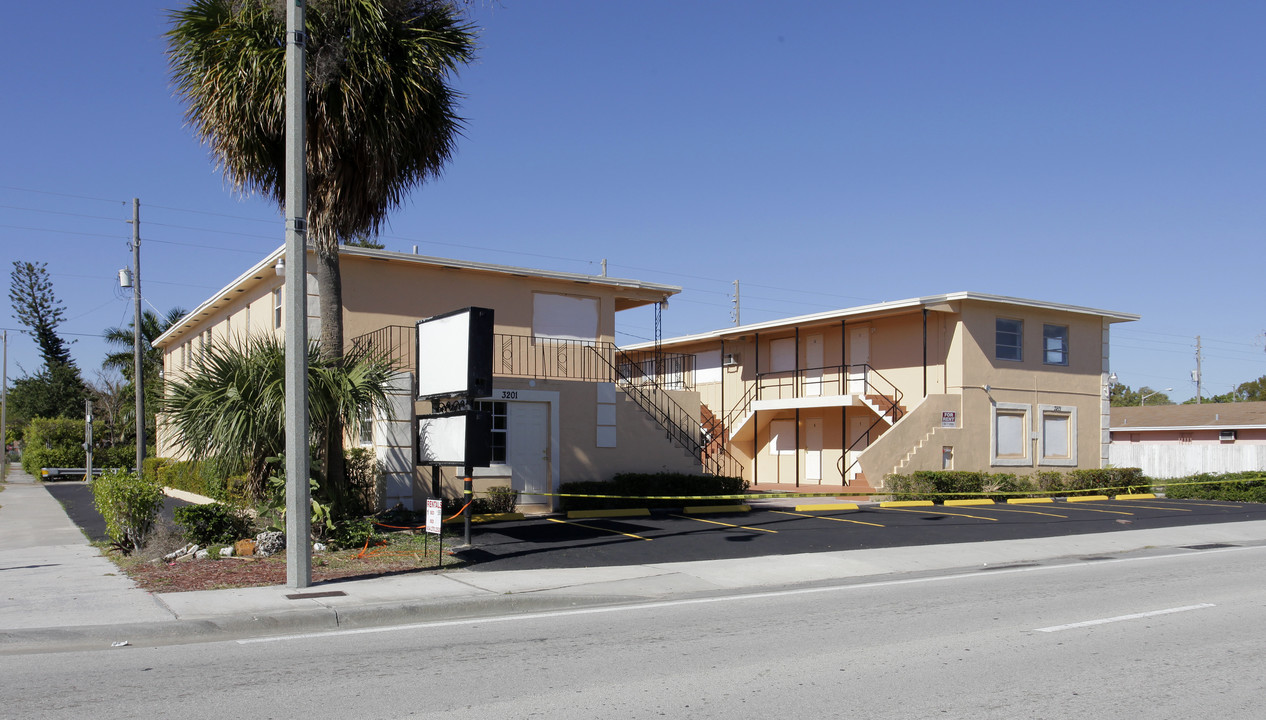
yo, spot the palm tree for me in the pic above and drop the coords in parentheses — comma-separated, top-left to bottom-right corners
(162, 335, 395, 504)
(167, 0, 476, 493)
(166, 0, 475, 357)
(101, 307, 187, 444)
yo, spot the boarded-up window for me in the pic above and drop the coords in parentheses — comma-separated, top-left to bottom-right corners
(533, 293, 598, 343)
(770, 338, 796, 373)
(769, 419, 796, 455)
(996, 411, 1026, 458)
(695, 349, 722, 385)
(1042, 414, 1070, 458)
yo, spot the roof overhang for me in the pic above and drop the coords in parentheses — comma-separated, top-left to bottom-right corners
(155, 245, 681, 348)
(630, 291, 1139, 350)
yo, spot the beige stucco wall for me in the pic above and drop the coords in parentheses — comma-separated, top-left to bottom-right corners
(954, 301, 1108, 473)
(426, 377, 702, 510)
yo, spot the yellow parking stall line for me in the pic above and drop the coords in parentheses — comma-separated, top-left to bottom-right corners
(877, 507, 998, 522)
(1158, 500, 1242, 509)
(1053, 503, 1134, 516)
(546, 517, 653, 541)
(771, 510, 886, 528)
(670, 514, 778, 533)
(964, 506, 1070, 519)
(1090, 500, 1192, 512)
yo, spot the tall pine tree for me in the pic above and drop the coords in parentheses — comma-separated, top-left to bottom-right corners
(7, 261, 88, 421)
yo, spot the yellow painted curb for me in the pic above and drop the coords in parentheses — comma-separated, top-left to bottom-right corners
(880, 500, 934, 507)
(795, 503, 860, 512)
(567, 508, 652, 519)
(1066, 495, 1110, 503)
(1007, 497, 1054, 504)
(1115, 493, 1157, 500)
(945, 499, 995, 506)
(684, 504, 751, 514)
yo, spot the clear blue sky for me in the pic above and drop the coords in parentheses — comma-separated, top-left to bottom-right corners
(3, 1, 1263, 403)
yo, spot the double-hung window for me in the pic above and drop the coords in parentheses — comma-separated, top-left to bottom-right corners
(996, 318, 1023, 361)
(1043, 325, 1069, 366)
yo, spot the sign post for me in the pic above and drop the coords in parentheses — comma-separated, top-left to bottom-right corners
(425, 498, 443, 567)
(415, 307, 494, 548)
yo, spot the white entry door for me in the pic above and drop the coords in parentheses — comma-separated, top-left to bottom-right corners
(847, 327, 870, 394)
(846, 415, 871, 482)
(507, 402, 549, 504)
(805, 418, 823, 482)
(805, 334, 823, 396)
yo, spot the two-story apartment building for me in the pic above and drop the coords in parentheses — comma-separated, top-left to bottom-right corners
(629, 293, 1138, 494)
(154, 245, 706, 511)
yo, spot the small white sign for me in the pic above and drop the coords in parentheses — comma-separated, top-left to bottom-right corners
(426, 498, 443, 535)
(942, 411, 957, 428)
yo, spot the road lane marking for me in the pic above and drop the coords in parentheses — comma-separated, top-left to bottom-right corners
(239, 546, 1261, 646)
(771, 510, 885, 528)
(1035, 604, 1216, 633)
(670, 514, 778, 533)
(546, 517, 652, 541)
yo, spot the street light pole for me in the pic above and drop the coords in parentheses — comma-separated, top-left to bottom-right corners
(1140, 387, 1173, 406)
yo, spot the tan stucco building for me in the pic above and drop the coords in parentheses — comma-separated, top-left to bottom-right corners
(154, 246, 703, 511)
(630, 293, 1138, 494)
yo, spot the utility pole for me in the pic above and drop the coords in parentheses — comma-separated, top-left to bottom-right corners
(731, 280, 740, 327)
(285, 0, 312, 589)
(131, 198, 145, 472)
(1194, 335, 1203, 405)
(1, 330, 7, 480)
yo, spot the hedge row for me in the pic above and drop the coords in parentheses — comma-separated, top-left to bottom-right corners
(1162, 472, 1266, 503)
(558, 472, 748, 511)
(885, 468, 1152, 502)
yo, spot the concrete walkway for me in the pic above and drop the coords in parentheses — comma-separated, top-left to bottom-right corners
(0, 469, 173, 631)
(3, 466, 1266, 654)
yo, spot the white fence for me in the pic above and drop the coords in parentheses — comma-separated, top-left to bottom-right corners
(1109, 443, 1266, 479)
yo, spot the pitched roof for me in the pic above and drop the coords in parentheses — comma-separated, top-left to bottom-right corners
(1111, 402, 1266, 430)
(630, 291, 1138, 349)
(154, 245, 680, 347)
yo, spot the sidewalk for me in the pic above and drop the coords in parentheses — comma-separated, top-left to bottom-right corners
(3, 467, 1266, 654)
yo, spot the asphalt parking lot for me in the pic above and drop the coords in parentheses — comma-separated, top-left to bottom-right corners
(455, 497, 1266, 571)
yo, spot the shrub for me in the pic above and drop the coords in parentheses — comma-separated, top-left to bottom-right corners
(327, 516, 376, 550)
(558, 473, 747, 511)
(1064, 468, 1151, 495)
(173, 502, 255, 546)
(157, 459, 214, 498)
(90, 468, 165, 553)
(344, 447, 383, 516)
(1164, 472, 1266, 502)
(21, 417, 86, 475)
(483, 486, 518, 514)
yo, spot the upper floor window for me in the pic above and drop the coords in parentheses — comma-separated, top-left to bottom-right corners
(996, 318, 1023, 361)
(272, 288, 283, 329)
(1043, 324, 1069, 366)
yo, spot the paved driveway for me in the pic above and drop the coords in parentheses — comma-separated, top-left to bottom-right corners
(456, 498, 1266, 571)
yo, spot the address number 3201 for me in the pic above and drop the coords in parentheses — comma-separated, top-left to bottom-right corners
(500, 390, 519, 400)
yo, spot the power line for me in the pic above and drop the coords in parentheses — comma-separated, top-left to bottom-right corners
(0, 185, 125, 205)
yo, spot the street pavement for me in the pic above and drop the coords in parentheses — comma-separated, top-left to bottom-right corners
(3, 465, 1266, 654)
